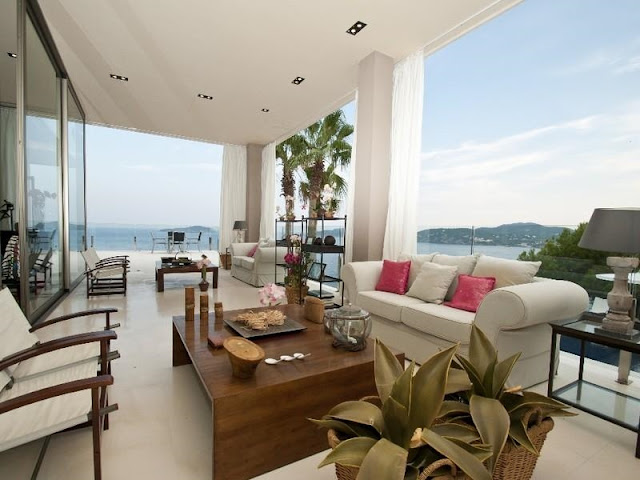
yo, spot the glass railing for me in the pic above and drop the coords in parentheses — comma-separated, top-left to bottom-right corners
(417, 224, 639, 373)
(86, 224, 219, 252)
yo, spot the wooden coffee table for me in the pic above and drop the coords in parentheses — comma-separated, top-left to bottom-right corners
(172, 304, 403, 480)
(155, 261, 218, 292)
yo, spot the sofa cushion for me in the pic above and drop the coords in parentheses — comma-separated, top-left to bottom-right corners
(472, 255, 541, 288)
(397, 253, 438, 289)
(375, 260, 411, 295)
(406, 262, 458, 304)
(247, 244, 259, 257)
(357, 291, 425, 323)
(445, 274, 496, 312)
(232, 256, 255, 270)
(432, 254, 479, 300)
(401, 303, 475, 343)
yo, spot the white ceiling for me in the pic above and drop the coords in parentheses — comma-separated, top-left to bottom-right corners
(32, 0, 519, 146)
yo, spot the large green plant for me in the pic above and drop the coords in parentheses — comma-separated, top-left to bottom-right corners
(310, 341, 493, 480)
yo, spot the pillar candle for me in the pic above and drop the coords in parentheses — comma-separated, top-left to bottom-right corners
(200, 293, 209, 322)
(185, 287, 195, 322)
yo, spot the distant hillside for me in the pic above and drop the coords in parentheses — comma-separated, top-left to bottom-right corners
(417, 222, 567, 248)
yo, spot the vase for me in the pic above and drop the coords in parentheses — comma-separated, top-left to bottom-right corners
(285, 285, 309, 304)
(325, 211, 334, 219)
(199, 280, 209, 292)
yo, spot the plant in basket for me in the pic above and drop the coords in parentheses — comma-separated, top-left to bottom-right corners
(310, 325, 573, 480)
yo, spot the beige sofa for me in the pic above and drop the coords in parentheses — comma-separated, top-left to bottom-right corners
(230, 242, 286, 287)
(343, 253, 589, 388)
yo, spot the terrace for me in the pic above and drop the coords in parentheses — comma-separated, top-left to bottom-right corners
(1, 1, 639, 479)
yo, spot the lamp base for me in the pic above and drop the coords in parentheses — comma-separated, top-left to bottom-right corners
(601, 256, 639, 335)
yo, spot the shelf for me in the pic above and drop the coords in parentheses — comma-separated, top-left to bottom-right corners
(302, 244, 344, 254)
(318, 275, 342, 283)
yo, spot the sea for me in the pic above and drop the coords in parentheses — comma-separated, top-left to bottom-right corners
(87, 225, 219, 252)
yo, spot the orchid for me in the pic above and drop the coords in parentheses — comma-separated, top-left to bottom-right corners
(284, 234, 310, 288)
(259, 283, 286, 307)
(196, 254, 211, 281)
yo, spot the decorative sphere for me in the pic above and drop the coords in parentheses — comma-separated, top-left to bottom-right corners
(324, 235, 336, 246)
(313, 237, 323, 245)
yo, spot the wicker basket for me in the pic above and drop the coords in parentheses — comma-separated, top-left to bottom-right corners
(327, 408, 554, 480)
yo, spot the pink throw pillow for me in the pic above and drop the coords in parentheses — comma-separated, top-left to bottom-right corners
(247, 244, 259, 257)
(445, 274, 496, 312)
(375, 260, 411, 295)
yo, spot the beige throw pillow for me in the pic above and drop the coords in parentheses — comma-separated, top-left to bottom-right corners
(397, 252, 438, 289)
(472, 255, 541, 288)
(407, 262, 458, 304)
(432, 254, 480, 300)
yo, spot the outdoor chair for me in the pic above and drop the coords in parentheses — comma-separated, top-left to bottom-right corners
(172, 231, 186, 252)
(0, 287, 120, 479)
(185, 231, 202, 251)
(151, 232, 169, 253)
(81, 249, 127, 298)
(30, 248, 54, 293)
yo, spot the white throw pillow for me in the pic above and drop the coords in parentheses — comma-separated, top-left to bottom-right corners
(432, 254, 480, 300)
(407, 262, 458, 304)
(397, 252, 438, 289)
(472, 255, 541, 288)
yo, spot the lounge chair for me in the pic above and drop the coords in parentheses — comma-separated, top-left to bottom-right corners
(185, 232, 202, 251)
(151, 232, 169, 253)
(81, 249, 127, 298)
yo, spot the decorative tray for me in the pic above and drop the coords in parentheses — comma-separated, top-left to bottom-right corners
(224, 316, 306, 339)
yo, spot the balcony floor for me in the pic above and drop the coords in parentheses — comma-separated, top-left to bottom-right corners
(0, 250, 638, 479)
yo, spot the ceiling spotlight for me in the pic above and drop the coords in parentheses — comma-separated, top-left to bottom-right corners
(292, 77, 305, 85)
(197, 93, 213, 100)
(7, 52, 17, 58)
(109, 73, 128, 81)
(261, 108, 270, 113)
(346, 21, 367, 36)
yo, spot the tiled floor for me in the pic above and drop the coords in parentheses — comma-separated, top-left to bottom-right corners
(0, 251, 638, 479)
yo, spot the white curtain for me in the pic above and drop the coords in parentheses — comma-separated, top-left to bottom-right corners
(259, 142, 276, 240)
(0, 107, 17, 230)
(219, 144, 247, 250)
(382, 49, 424, 260)
(345, 92, 358, 264)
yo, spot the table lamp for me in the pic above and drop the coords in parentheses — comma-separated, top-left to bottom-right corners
(233, 220, 248, 243)
(578, 208, 640, 335)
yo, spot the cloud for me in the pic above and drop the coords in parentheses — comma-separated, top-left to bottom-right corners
(554, 38, 640, 76)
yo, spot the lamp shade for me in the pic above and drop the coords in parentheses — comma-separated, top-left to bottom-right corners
(578, 208, 640, 254)
(233, 220, 248, 230)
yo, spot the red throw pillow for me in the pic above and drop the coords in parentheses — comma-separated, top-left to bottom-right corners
(375, 260, 411, 295)
(247, 244, 259, 257)
(445, 274, 496, 312)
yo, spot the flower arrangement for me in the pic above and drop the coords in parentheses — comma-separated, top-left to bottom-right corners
(284, 234, 310, 289)
(285, 195, 295, 219)
(258, 283, 286, 307)
(196, 254, 211, 281)
(321, 184, 339, 216)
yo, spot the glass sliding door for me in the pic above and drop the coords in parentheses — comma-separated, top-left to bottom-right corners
(67, 87, 85, 284)
(24, 14, 63, 314)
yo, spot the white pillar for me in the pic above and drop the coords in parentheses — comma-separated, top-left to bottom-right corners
(246, 143, 264, 243)
(351, 51, 394, 261)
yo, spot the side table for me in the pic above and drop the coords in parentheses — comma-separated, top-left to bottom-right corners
(219, 248, 231, 270)
(548, 312, 640, 457)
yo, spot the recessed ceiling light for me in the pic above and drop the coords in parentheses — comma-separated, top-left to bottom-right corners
(109, 73, 128, 82)
(346, 21, 367, 36)
(197, 93, 213, 100)
(261, 108, 270, 113)
(7, 52, 17, 58)
(292, 77, 305, 85)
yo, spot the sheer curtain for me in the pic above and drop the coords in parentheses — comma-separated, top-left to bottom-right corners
(259, 142, 276, 240)
(345, 92, 358, 264)
(382, 49, 424, 260)
(219, 144, 247, 250)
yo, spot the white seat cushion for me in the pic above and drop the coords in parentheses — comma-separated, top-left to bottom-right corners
(0, 361, 96, 452)
(356, 291, 425, 323)
(12, 342, 100, 383)
(239, 257, 255, 270)
(94, 265, 124, 279)
(401, 303, 475, 344)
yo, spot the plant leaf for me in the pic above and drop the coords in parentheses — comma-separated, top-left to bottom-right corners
(382, 396, 410, 448)
(404, 465, 419, 480)
(327, 400, 384, 434)
(308, 418, 380, 439)
(408, 345, 458, 433)
(445, 368, 472, 394)
(470, 396, 510, 473)
(390, 360, 415, 410)
(356, 438, 408, 480)
(438, 400, 471, 419)
(455, 354, 486, 396)
(469, 324, 497, 380)
(375, 339, 404, 403)
(508, 412, 538, 455)
(446, 437, 493, 462)
(421, 428, 492, 480)
(481, 357, 497, 399)
(431, 422, 480, 443)
(318, 437, 377, 468)
(502, 391, 572, 414)
(492, 353, 521, 398)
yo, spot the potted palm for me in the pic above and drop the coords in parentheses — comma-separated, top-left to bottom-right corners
(310, 325, 572, 480)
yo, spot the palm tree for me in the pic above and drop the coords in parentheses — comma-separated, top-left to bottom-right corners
(298, 110, 353, 217)
(275, 133, 306, 218)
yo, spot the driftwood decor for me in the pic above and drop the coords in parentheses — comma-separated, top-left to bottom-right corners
(223, 337, 265, 378)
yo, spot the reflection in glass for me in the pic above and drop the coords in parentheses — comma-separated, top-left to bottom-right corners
(25, 15, 63, 315)
(68, 87, 85, 283)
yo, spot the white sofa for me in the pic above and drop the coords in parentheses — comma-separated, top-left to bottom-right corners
(230, 242, 286, 287)
(343, 253, 589, 388)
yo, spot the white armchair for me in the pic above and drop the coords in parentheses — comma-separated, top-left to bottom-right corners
(230, 242, 286, 287)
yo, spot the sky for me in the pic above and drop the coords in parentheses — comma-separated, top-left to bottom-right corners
(418, 0, 640, 228)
